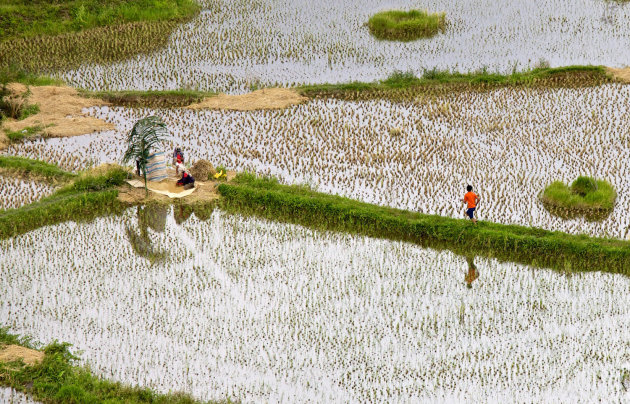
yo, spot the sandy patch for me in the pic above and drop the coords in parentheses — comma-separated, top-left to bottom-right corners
(187, 88, 307, 111)
(0, 345, 44, 366)
(118, 170, 236, 204)
(606, 67, 630, 83)
(1, 83, 114, 150)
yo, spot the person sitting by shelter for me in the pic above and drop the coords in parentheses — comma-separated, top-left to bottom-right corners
(176, 169, 195, 190)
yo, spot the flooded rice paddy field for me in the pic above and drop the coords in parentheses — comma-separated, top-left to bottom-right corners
(58, 0, 630, 92)
(0, 175, 56, 211)
(1, 208, 629, 402)
(7, 84, 630, 238)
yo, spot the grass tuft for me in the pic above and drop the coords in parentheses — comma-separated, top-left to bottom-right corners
(541, 177, 616, 219)
(368, 9, 446, 41)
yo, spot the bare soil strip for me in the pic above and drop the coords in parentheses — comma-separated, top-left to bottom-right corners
(187, 88, 307, 111)
(1, 83, 114, 150)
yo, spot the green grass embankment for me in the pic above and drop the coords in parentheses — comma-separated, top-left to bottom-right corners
(0, 328, 226, 404)
(218, 174, 630, 275)
(0, 163, 127, 239)
(0, 0, 200, 73)
(0, 155, 75, 181)
(299, 66, 612, 100)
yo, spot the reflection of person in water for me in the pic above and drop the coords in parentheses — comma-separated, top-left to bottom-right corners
(465, 256, 479, 288)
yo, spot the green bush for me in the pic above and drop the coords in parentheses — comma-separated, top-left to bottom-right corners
(541, 177, 616, 218)
(367, 9, 446, 41)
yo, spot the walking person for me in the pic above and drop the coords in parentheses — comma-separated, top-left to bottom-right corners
(463, 185, 480, 224)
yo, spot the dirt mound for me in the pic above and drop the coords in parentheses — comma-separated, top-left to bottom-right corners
(1, 83, 114, 150)
(188, 159, 215, 180)
(0, 345, 44, 366)
(606, 67, 630, 83)
(187, 88, 307, 111)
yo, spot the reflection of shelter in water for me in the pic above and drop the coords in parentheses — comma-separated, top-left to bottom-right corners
(126, 206, 167, 264)
(465, 256, 479, 288)
(174, 205, 193, 225)
(138, 204, 168, 233)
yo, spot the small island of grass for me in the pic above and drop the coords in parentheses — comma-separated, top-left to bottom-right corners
(541, 176, 616, 220)
(367, 9, 446, 41)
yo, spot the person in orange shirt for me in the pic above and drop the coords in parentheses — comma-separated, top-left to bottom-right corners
(463, 185, 480, 224)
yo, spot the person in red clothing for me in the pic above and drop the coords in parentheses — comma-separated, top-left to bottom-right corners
(463, 185, 480, 224)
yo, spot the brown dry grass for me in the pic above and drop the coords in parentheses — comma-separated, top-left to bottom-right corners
(605, 67, 630, 83)
(0, 344, 44, 366)
(1, 83, 114, 150)
(187, 88, 307, 111)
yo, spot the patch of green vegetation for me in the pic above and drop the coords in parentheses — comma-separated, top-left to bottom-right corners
(219, 173, 630, 275)
(17, 102, 39, 120)
(0, 0, 200, 73)
(0, 164, 128, 239)
(82, 89, 216, 108)
(0, 155, 75, 180)
(4, 125, 45, 143)
(541, 176, 616, 220)
(0, 66, 64, 86)
(299, 65, 612, 100)
(368, 9, 446, 41)
(0, 328, 228, 404)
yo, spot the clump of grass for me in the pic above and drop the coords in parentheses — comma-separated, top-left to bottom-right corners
(541, 176, 616, 219)
(367, 9, 446, 41)
(4, 125, 45, 142)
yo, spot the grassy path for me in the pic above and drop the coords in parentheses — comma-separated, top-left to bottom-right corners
(218, 174, 630, 275)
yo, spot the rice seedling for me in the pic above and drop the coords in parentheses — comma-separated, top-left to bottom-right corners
(41, 0, 630, 93)
(1, 209, 629, 402)
(0, 175, 56, 210)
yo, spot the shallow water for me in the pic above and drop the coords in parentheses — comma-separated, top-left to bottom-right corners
(0, 175, 56, 210)
(1, 208, 629, 402)
(0, 388, 39, 404)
